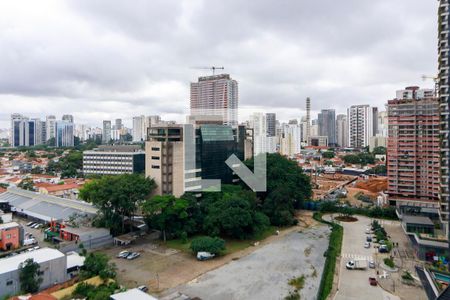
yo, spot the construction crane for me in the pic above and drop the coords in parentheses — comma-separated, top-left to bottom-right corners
(421, 74, 439, 96)
(191, 66, 225, 75)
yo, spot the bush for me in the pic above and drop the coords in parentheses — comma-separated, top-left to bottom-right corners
(384, 258, 395, 268)
(190, 236, 226, 255)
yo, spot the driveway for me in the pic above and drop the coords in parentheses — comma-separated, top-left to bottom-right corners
(172, 225, 330, 300)
(326, 215, 400, 300)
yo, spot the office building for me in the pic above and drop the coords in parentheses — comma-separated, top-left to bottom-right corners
(133, 115, 145, 142)
(250, 113, 276, 155)
(45, 115, 56, 142)
(10, 114, 29, 147)
(115, 118, 123, 130)
(307, 136, 328, 148)
(438, 0, 450, 238)
(336, 114, 348, 148)
(56, 121, 74, 147)
(347, 105, 377, 148)
(62, 114, 74, 123)
(83, 145, 145, 176)
(318, 109, 336, 146)
(190, 74, 238, 126)
(145, 123, 246, 197)
(266, 113, 276, 137)
(102, 120, 112, 143)
(0, 248, 67, 298)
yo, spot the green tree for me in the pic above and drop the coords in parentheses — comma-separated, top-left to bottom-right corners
(372, 146, 387, 155)
(203, 187, 270, 239)
(142, 194, 194, 241)
(18, 178, 34, 191)
(190, 236, 225, 255)
(19, 258, 43, 293)
(322, 151, 335, 159)
(80, 174, 156, 234)
(46, 137, 56, 147)
(81, 253, 116, 279)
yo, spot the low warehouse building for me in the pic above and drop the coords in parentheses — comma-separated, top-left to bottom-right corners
(0, 248, 67, 298)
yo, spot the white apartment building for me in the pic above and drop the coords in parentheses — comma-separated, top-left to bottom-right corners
(347, 105, 377, 148)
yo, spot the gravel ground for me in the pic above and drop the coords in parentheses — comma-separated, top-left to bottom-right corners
(175, 225, 330, 300)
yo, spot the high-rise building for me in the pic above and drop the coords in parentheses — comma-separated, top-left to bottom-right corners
(132, 116, 145, 142)
(266, 113, 276, 137)
(250, 113, 276, 155)
(305, 97, 311, 143)
(45, 115, 56, 142)
(336, 114, 348, 148)
(102, 120, 111, 143)
(279, 123, 301, 157)
(190, 74, 238, 126)
(62, 114, 74, 124)
(438, 0, 450, 240)
(377, 111, 388, 137)
(10, 114, 29, 147)
(347, 105, 376, 148)
(318, 109, 336, 146)
(310, 119, 319, 137)
(115, 119, 123, 130)
(55, 121, 74, 147)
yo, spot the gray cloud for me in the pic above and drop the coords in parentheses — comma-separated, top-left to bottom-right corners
(0, 0, 438, 128)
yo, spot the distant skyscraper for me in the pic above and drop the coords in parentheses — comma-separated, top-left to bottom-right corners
(10, 114, 29, 147)
(56, 121, 74, 147)
(318, 109, 336, 146)
(45, 115, 56, 142)
(305, 97, 311, 143)
(266, 113, 276, 137)
(280, 123, 301, 157)
(102, 120, 112, 143)
(336, 114, 348, 148)
(190, 74, 238, 126)
(62, 114, 74, 123)
(250, 113, 276, 155)
(115, 119, 123, 130)
(347, 105, 376, 148)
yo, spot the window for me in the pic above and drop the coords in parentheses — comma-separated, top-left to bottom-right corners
(6, 280, 13, 286)
(6, 234, 11, 239)
(151, 156, 160, 160)
(151, 147, 160, 151)
(151, 165, 160, 169)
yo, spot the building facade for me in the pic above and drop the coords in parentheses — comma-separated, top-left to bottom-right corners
(387, 87, 440, 212)
(318, 109, 336, 146)
(347, 105, 377, 148)
(83, 145, 145, 176)
(45, 115, 56, 142)
(266, 113, 276, 137)
(102, 120, 111, 143)
(0, 222, 22, 251)
(336, 114, 348, 148)
(190, 74, 238, 126)
(56, 121, 74, 147)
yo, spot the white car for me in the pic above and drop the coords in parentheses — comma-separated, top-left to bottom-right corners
(364, 242, 371, 248)
(369, 260, 375, 268)
(365, 228, 372, 234)
(126, 252, 140, 260)
(197, 252, 215, 261)
(117, 250, 130, 258)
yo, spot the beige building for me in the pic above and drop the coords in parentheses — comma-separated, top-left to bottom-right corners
(369, 135, 387, 152)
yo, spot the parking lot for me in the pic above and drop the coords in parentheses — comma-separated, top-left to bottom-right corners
(330, 215, 401, 300)
(169, 225, 330, 300)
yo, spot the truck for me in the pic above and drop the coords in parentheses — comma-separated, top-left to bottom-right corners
(346, 259, 368, 270)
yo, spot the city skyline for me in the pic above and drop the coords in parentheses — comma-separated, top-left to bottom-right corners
(0, 0, 437, 128)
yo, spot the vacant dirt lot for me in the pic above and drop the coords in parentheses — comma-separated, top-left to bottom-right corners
(100, 211, 321, 294)
(168, 225, 330, 300)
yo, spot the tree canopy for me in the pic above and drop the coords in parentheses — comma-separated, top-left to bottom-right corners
(80, 174, 156, 235)
(19, 258, 43, 293)
(322, 151, 335, 159)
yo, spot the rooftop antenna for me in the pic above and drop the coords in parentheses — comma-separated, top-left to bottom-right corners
(191, 66, 225, 75)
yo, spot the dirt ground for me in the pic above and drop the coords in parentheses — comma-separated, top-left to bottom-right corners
(100, 211, 319, 295)
(312, 174, 356, 199)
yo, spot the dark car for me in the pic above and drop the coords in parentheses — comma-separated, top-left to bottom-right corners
(369, 277, 378, 286)
(366, 236, 372, 242)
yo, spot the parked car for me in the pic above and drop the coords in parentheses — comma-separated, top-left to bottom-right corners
(369, 260, 375, 268)
(26, 221, 35, 226)
(364, 242, 371, 248)
(366, 236, 372, 242)
(378, 240, 386, 245)
(369, 277, 378, 286)
(197, 252, 215, 261)
(365, 228, 371, 234)
(127, 252, 140, 260)
(23, 238, 37, 246)
(117, 250, 130, 258)
(137, 285, 148, 292)
(378, 245, 388, 253)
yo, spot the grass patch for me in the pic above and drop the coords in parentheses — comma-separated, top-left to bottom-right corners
(284, 291, 301, 300)
(313, 212, 343, 300)
(383, 258, 395, 269)
(164, 226, 278, 256)
(289, 275, 306, 291)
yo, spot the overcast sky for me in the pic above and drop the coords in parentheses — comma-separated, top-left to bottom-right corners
(0, 0, 438, 128)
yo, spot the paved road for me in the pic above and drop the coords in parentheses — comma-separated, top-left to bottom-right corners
(326, 215, 400, 300)
(174, 225, 330, 300)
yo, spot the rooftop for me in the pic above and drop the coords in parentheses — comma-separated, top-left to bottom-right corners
(0, 221, 20, 230)
(0, 248, 65, 275)
(403, 215, 434, 226)
(111, 288, 158, 300)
